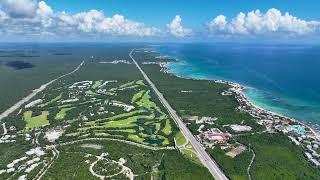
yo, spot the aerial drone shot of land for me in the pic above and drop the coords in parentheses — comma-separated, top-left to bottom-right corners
(0, 44, 319, 180)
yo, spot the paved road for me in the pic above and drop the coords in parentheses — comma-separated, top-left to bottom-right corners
(35, 147, 60, 180)
(247, 148, 256, 180)
(129, 49, 228, 180)
(0, 61, 84, 121)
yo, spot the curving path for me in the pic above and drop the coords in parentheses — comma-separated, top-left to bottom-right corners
(89, 154, 134, 180)
(247, 148, 256, 180)
(33, 147, 60, 180)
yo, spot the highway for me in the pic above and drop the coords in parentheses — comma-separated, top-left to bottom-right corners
(129, 49, 228, 180)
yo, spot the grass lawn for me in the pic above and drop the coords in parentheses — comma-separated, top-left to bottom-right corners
(24, 111, 49, 129)
(104, 114, 154, 128)
(40, 93, 62, 107)
(94, 132, 111, 137)
(108, 110, 145, 121)
(131, 90, 145, 103)
(128, 134, 146, 144)
(85, 90, 99, 96)
(136, 80, 146, 86)
(55, 107, 74, 120)
(92, 80, 101, 89)
(175, 132, 187, 146)
(182, 149, 201, 165)
(65, 132, 81, 137)
(118, 80, 136, 89)
(110, 81, 141, 91)
(162, 119, 172, 135)
(162, 138, 169, 145)
(136, 90, 161, 112)
(155, 123, 161, 133)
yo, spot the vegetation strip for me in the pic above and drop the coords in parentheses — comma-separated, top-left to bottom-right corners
(58, 138, 175, 151)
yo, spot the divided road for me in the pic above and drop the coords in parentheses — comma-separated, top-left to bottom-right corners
(129, 49, 228, 180)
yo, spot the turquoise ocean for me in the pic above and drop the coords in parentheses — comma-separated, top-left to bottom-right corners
(155, 43, 320, 128)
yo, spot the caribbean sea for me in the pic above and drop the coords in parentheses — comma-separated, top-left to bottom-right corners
(155, 43, 320, 127)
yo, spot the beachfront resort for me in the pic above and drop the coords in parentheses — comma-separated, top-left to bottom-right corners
(220, 80, 320, 167)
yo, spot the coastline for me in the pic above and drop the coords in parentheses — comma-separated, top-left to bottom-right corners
(139, 46, 320, 169)
(162, 60, 320, 141)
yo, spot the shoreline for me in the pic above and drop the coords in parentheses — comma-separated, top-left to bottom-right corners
(220, 79, 320, 140)
(162, 60, 320, 141)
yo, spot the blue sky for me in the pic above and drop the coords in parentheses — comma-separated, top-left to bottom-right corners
(45, 0, 320, 28)
(0, 0, 320, 42)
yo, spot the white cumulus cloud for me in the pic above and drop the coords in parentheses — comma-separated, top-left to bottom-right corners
(208, 8, 320, 37)
(0, 0, 38, 18)
(0, 1, 161, 39)
(167, 15, 192, 37)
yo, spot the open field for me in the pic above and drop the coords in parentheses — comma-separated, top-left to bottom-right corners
(24, 111, 49, 129)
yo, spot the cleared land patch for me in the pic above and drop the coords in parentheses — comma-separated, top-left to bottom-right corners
(24, 111, 49, 129)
